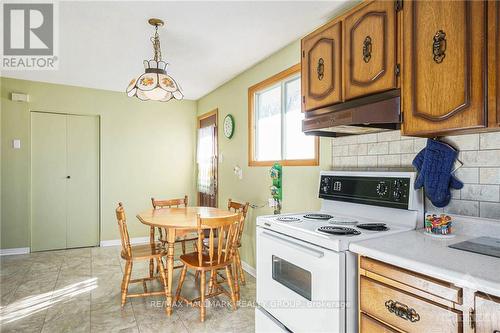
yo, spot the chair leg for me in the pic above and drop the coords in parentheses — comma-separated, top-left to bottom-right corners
(157, 257, 169, 311)
(225, 266, 237, 311)
(195, 270, 200, 282)
(232, 256, 240, 302)
(208, 269, 216, 293)
(149, 226, 156, 278)
(149, 259, 155, 278)
(175, 265, 188, 302)
(200, 271, 206, 322)
(121, 260, 133, 307)
(236, 249, 246, 285)
(181, 240, 186, 254)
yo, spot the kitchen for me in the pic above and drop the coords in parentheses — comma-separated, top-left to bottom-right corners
(1, 0, 499, 332)
(255, 0, 500, 332)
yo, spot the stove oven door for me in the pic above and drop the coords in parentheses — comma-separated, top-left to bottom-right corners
(256, 227, 346, 333)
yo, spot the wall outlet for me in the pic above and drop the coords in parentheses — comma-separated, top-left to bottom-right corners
(233, 165, 243, 180)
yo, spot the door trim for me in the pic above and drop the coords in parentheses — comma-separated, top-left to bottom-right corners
(29, 111, 101, 251)
(197, 108, 218, 207)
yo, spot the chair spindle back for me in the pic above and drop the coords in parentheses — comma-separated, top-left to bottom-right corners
(116, 202, 132, 258)
(227, 199, 250, 245)
(196, 213, 242, 267)
(151, 195, 188, 209)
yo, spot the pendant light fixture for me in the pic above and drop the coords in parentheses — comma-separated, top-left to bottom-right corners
(126, 18, 183, 102)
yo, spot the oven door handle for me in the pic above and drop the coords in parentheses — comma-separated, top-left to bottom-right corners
(261, 231, 325, 258)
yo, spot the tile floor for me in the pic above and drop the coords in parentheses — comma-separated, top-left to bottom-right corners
(0, 246, 256, 333)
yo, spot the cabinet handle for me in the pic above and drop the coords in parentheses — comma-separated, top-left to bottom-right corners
(317, 58, 324, 80)
(469, 308, 476, 330)
(363, 36, 372, 63)
(384, 300, 420, 323)
(433, 30, 447, 63)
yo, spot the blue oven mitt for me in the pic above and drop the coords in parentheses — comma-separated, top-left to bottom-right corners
(412, 139, 463, 207)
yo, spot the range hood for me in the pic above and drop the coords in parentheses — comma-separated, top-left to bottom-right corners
(302, 89, 401, 137)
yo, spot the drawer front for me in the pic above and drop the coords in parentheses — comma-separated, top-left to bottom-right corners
(360, 313, 399, 333)
(360, 276, 462, 333)
(475, 293, 500, 333)
(360, 256, 462, 304)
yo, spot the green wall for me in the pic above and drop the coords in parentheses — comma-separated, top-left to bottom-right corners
(1, 77, 197, 249)
(196, 40, 332, 268)
(1, 41, 333, 265)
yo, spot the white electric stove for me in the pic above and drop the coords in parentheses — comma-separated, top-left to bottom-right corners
(255, 171, 424, 333)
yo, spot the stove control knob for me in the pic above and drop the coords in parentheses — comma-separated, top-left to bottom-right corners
(376, 182, 388, 196)
(394, 179, 403, 188)
(393, 190, 402, 201)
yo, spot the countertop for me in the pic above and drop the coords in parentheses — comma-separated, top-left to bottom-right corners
(349, 230, 500, 297)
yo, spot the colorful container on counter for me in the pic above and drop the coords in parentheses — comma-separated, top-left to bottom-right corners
(424, 214, 452, 235)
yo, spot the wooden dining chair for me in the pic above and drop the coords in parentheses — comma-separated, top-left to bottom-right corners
(151, 195, 198, 255)
(175, 213, 242, 322)
(115, 203, 169, 308)
(227, 199, 250, 285)
(201, 199, 249, 287)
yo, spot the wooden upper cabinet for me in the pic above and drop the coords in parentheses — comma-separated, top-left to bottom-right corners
(402, 0, 487, 136)
(301, 21, 342, 112)
(344, 1, 397, 100)
(488, 0, 500, 126)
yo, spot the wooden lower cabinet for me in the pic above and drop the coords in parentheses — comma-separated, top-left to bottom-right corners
(360, 276, 462, 333)
(475, 293, 500, 333)
(359, 256, 500, 333)
(360, 313, 398, 333)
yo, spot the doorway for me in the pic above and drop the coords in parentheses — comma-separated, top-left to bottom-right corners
(31, 112, 100, 251)
(197, 109, 218, 207)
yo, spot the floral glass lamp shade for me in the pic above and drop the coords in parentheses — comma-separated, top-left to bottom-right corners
(126, 19, 183, 102)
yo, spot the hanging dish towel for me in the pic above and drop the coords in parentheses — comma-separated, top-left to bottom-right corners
(413, 139, 463, 207)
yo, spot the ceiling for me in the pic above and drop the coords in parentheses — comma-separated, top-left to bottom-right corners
(2, 1, 352, 100)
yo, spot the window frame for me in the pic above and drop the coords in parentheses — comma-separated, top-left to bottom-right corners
(248, 63, 319, 167)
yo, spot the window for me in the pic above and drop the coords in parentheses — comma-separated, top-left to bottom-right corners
(248, 64, 319, 166)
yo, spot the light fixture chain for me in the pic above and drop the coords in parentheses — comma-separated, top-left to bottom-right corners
(150, 25, 162, 62)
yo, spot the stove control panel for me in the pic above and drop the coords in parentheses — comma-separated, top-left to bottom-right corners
(319, 175, 410, 209)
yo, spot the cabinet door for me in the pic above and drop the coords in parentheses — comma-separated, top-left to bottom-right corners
(301, 21, 342, 112)
(360, 313, 398, 333)
(402, 0, 486, 136)
(344, 1, 397, 100)
(488, 0, 500, 126)
(475, 293, 500, 333)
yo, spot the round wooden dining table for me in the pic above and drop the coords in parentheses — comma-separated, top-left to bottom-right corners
(136, 206, 239, 315)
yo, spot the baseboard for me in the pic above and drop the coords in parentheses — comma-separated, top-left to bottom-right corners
(100, 236, 150, 247)
(241, 260, 256, 278)
(0, 247, 30, 256)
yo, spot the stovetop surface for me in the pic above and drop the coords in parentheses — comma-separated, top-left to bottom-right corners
(257, 211, 415, 252)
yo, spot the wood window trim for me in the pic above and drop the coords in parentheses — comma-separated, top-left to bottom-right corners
(248, 63, 320, 167)
(197, 108, 218, 207)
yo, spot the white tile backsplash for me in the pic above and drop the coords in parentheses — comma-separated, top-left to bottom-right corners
(480, 132, 500, 150)
(331, 130, 500, 220)
(480, 168, 500, 184)
(461, 184, 500, 202)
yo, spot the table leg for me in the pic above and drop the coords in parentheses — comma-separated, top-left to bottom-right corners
(165, 228, 176, 316)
